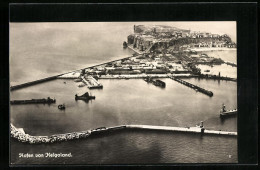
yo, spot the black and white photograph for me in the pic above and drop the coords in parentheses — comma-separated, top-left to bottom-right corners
(10, 21, 238, 164)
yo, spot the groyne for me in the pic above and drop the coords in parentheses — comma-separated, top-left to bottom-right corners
(11, 123, 237, 144)
(169, 76, 213, 97)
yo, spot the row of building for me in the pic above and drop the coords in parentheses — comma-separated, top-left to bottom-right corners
(84, 55, 190, 76)
(127, 25, 236, 52)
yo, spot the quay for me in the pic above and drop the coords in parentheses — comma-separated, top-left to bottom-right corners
(81, 76, 103, 89)
(169, 76, 213, 97)
(10, 97, 56, 105)
(99, 74, 194, 79)
(57, 72, 81, 79)
(10, 122, 236, 144)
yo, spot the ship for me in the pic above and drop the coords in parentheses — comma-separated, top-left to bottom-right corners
(75, 92, 95, 101)
(153, 79, 166, 87)
(219, 104, 237, 118)
(144, 77, 166, 88)
(10, 97, 56, 105)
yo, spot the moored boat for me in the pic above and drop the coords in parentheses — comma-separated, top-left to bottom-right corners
(219, 104, 237, 118)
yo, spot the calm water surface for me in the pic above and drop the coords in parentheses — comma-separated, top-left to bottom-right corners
(10, 23, 237, 164)
(10, 78, 237, 164)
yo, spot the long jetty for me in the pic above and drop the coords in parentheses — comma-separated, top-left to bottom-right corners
(10, 75, 59, 91)
(11, 123, 237, 144)
(169, 76, 213, 97)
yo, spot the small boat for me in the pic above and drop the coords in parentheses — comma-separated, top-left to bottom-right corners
(58, 104, 66, 110)
(219, 103, 237, 118)
(204, 70, 210, 72)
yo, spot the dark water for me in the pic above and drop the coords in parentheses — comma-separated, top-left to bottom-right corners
(10, 22, 237, 164)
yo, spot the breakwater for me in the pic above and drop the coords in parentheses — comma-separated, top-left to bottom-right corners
(169, 76, 214, 97)
(11, 123, 237, 144)
(225, 61, 237, 67)
(10, 75, 59, 91)
(199, 74, 237, 82)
